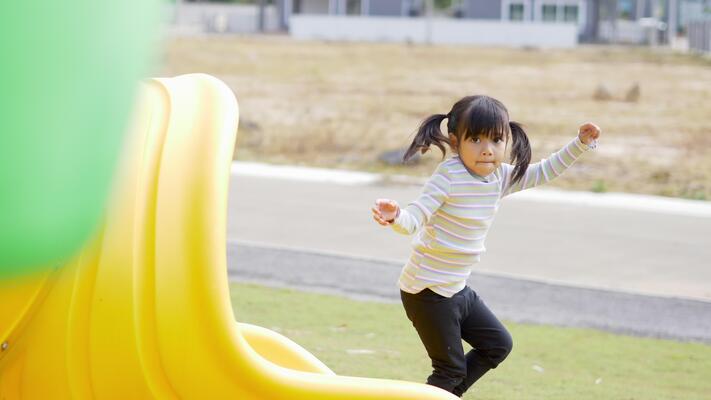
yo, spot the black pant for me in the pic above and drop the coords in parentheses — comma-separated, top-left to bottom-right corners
(400, 286, 513, 397)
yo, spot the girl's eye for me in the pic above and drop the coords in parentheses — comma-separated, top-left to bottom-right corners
(470, 137, 480, 143)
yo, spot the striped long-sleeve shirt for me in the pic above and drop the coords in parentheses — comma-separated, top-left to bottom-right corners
(392, 136, 592, 297)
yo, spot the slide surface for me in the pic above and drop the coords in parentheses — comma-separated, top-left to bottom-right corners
(0, 74, 456, 399)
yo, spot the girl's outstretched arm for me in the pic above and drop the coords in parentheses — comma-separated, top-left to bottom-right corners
(502, 123, 600, 196)
(372, 161, 452, 235)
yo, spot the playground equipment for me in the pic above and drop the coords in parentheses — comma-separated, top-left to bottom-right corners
(0, 74, 457, 399)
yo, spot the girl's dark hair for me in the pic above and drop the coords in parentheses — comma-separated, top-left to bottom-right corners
(403, 95, 532, 184)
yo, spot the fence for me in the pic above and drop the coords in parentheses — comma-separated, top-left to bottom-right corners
(168, 3, 281, 34)
(688, 18, 711, 53)
(290, 15, 579, 48)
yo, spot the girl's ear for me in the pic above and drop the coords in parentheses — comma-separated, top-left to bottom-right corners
(449, 133, 458, 149)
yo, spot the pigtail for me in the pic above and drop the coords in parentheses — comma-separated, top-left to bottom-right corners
(508, 121, 532, 184)
(403, 113, 451, 162)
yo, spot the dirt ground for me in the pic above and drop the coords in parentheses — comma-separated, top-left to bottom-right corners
(160, 35, 711, 200)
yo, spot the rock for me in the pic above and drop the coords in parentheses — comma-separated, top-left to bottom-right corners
(239, 119, 263, 148)
(378, 148, 422, 165)
(625, 82, 641, 102)
(593, 84, 613, 101)
(240, 119, 261, 132)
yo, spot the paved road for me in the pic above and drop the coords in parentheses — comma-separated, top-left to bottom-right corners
(227, 242, 711, 343)
(227, 173, 711, 301)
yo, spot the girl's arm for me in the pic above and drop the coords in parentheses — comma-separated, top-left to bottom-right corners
(372, 163, 452, 235)
(502, 123, 600, 196)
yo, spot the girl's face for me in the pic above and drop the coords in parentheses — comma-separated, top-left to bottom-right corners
(451, 133, 508, 177)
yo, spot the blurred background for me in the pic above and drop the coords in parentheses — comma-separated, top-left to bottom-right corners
(160, 0, 711, 200)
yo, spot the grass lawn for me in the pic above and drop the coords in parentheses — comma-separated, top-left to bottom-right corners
(161, 35, 711, 200)
(230, 282, 711, 400)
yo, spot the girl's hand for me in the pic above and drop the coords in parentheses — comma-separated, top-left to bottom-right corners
(371, 199, 400, 226)
(578, 122, 601, 146)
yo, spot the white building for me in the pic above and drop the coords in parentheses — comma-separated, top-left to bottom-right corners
(173, 0, 708, 47)
(277, 0, 700, 45)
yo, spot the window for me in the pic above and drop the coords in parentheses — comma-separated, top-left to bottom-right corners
(509, 3, 524, 21)
(542, 4, 557, 21)
(407, 0, 424, 16)
(346, 0, 361, 15)
(563, 5, 578, 22)
(294, 0, 330, 14)
(538, 3, 579, 24)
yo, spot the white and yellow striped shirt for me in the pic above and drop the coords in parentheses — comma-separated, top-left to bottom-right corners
(392, 136, 592, 297)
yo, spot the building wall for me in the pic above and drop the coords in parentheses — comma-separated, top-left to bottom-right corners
(636, 0, 655, 19)
(637, 0, 659, 19)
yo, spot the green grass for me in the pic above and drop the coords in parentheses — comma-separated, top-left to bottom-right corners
(230, 283, 711, 400)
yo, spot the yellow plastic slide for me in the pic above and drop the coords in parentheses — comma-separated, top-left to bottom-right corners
(0, 74, 456, 399)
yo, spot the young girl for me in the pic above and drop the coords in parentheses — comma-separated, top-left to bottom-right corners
(371, 95, 600, 397)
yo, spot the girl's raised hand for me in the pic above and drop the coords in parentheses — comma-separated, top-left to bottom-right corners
(578, 122, 601, 146)
(372, 199, 400, 226)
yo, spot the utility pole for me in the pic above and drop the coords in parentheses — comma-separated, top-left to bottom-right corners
(258, 0, 267, 32)
(425, 0, 434, 44)
(611, 0, 619, 43)
(667, 0, 678, 46)
(174, 0, 182, 25)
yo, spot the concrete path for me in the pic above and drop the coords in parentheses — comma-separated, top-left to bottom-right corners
(227, 164, 711, 301)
